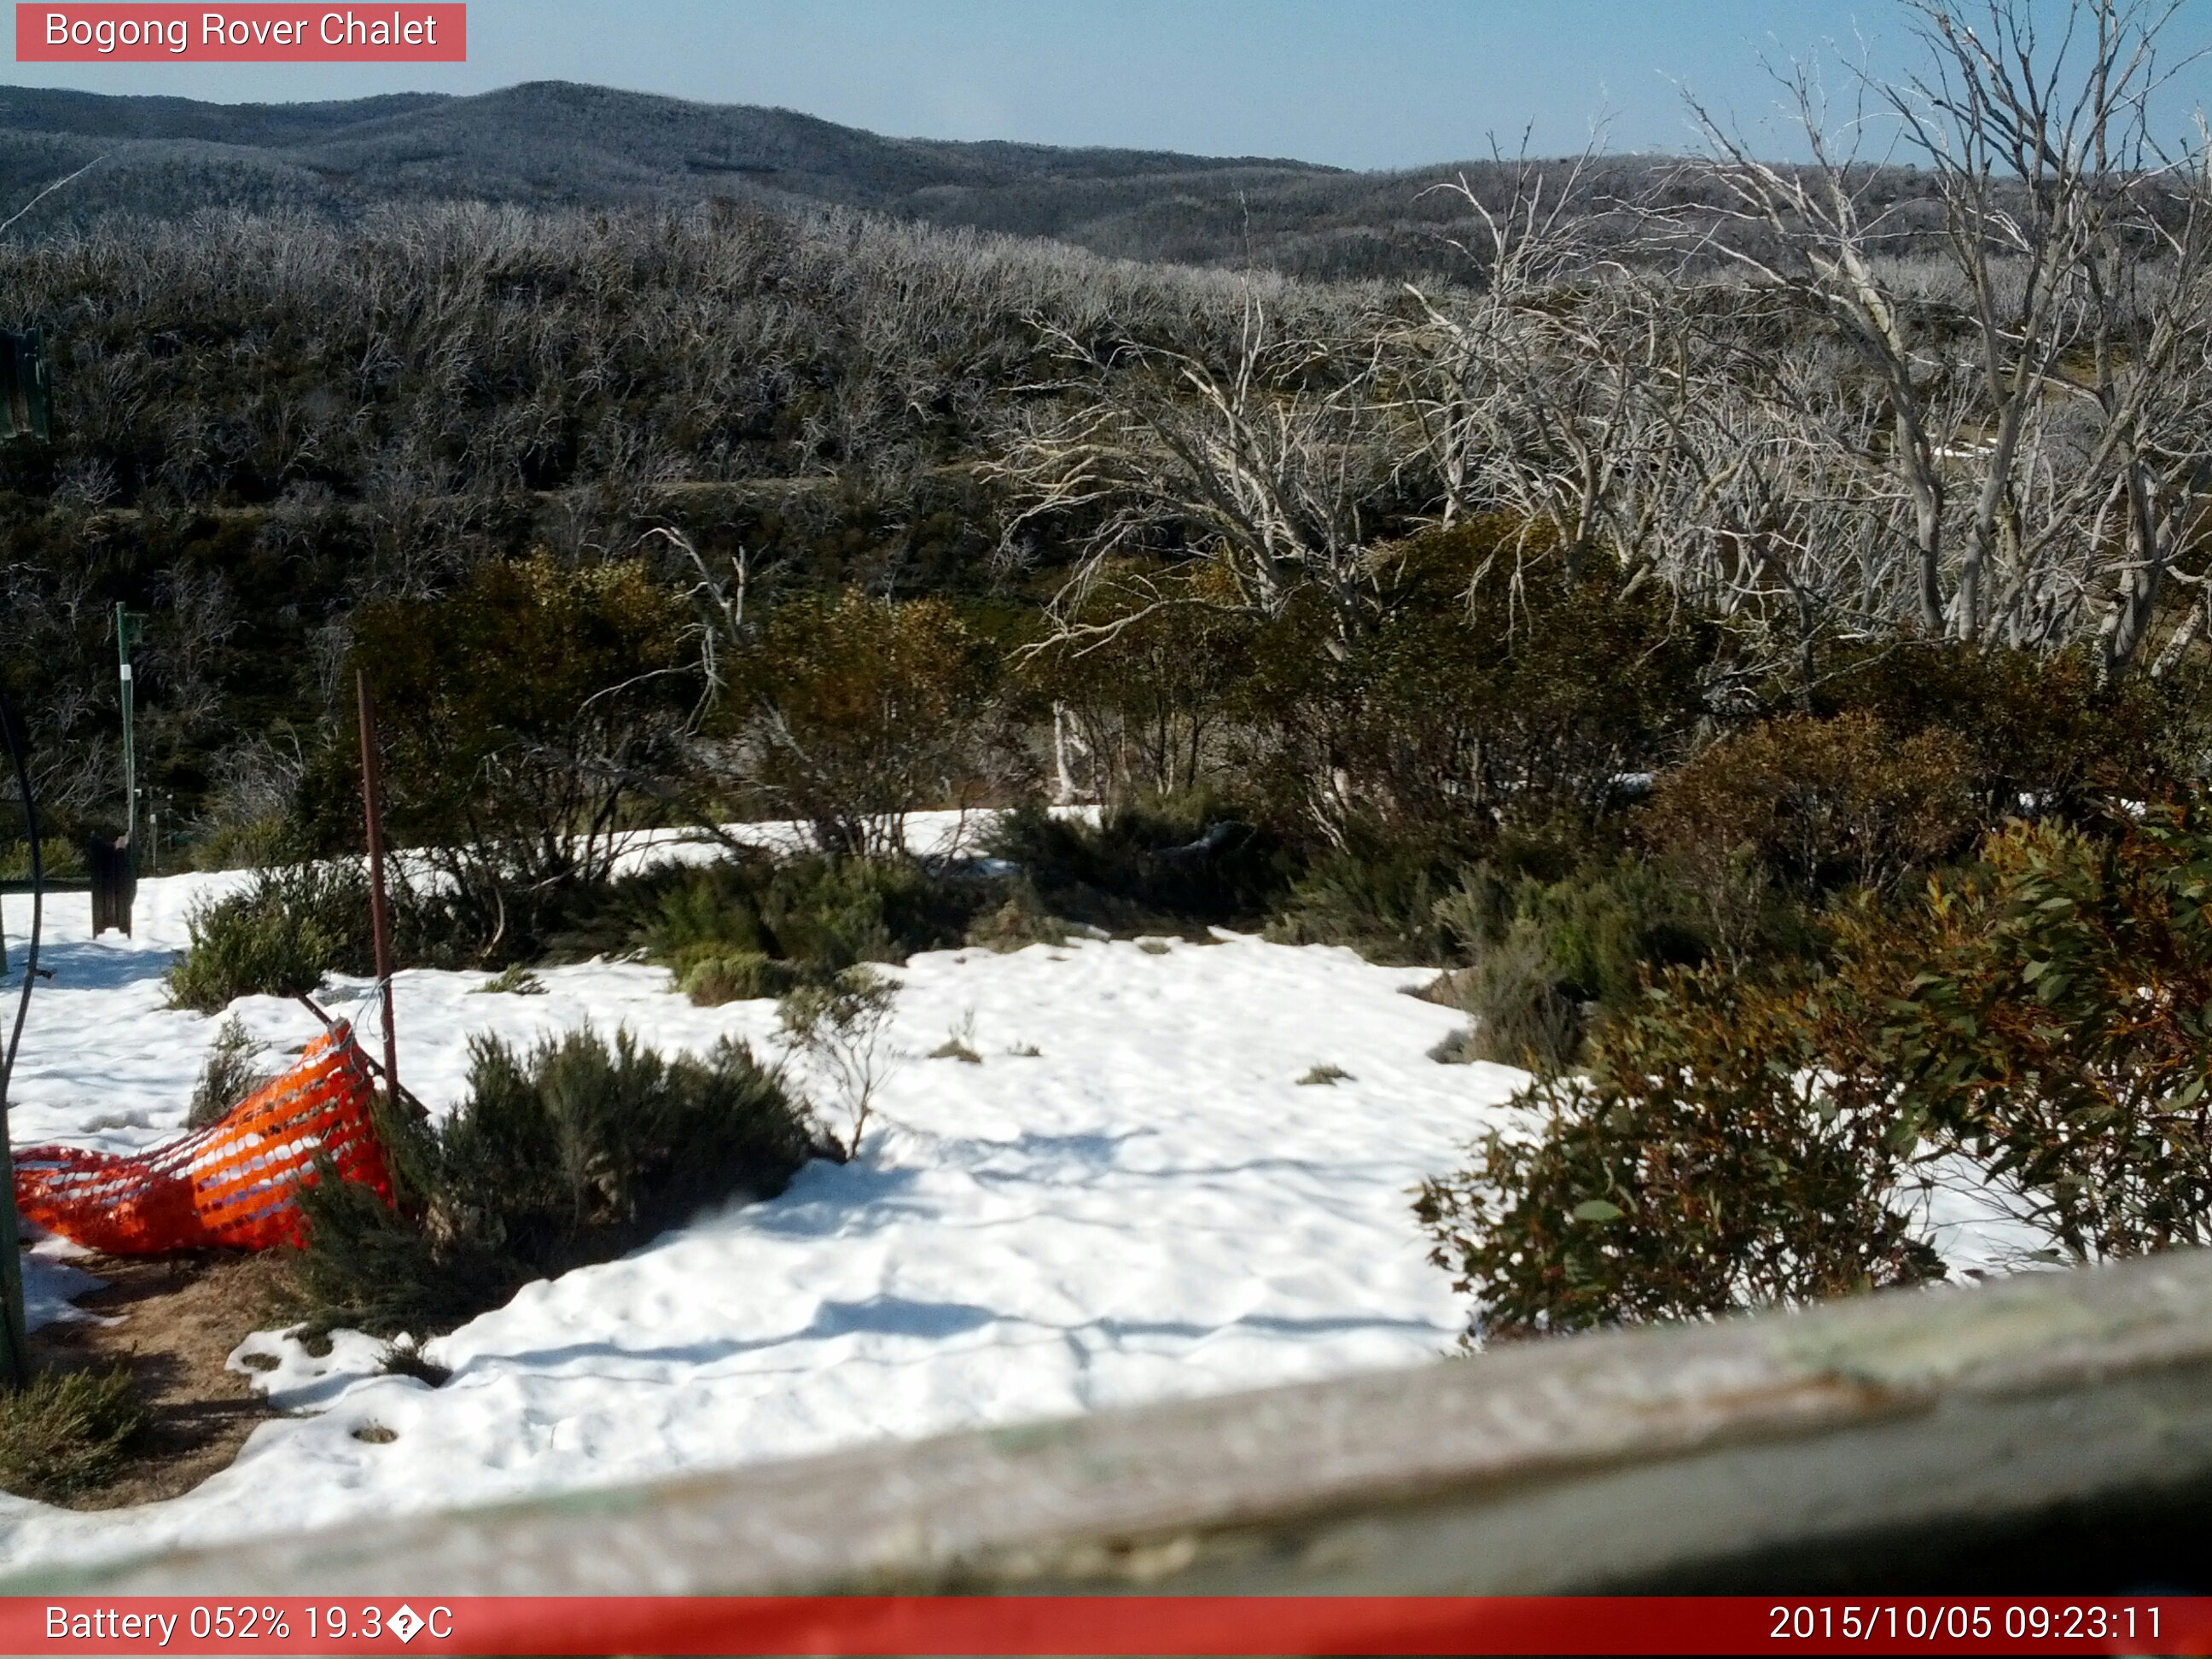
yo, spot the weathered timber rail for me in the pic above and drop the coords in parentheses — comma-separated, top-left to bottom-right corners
(18, 1247, 2212, 1595)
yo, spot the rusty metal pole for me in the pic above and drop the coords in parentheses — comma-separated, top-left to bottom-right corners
(355, 670, 399, 1107)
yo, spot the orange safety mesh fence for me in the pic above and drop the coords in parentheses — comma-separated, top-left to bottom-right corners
(12, 1021, 393, 1254)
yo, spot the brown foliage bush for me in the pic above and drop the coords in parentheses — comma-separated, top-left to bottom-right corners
(341, 551, 697, 960)
(1638, 713, 1977, 972)
(1642, 712, 1978, 903)
(1018, 565, 1254, 805)
(726, 590, 1010, 855)
(1816, 644, 2201, 821)
(1415, 961, 1943, 1340)
(1243, 526, 1715, 838)
(1419, 800, 2212, 1342)
(1849, 809, 2212, 1262)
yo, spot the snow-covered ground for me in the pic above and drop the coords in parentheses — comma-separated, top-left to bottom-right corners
(0, 814, 1527, 1573)
(0, 811, 2038, 1574)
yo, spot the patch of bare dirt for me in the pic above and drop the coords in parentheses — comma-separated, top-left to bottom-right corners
(29, 1249, 289, 1509)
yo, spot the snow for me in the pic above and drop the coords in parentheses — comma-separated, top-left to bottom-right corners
(0, 816, 1527, 1573)
(0, 810, 2042, 1573)
(21, 1239, 107, 1335)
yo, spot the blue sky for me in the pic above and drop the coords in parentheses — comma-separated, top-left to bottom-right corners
(4, 1, 2210, 169)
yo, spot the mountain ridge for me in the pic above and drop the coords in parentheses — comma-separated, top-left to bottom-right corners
(0, 79, 1511, 281)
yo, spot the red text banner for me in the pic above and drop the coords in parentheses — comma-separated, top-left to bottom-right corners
(3, 1595, 2212, 1655)
(17, 4, 464, 61)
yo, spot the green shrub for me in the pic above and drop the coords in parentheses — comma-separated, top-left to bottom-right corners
(165, 856, 494, 1012)
(535, 857, 699, 966)
(166, 863, 374, 1012)
(1516, 860, 1704, 1001)
(274, 554, 699, 969)
(294, 1027, 812, 1337)
(1449, 925, 1586, 1074)
(759, 856, 975, 969)
(988, 795, 1289, 934)
(441, 1027, 809, 1271)
(678, 951, 794, 1005)
(1399, 856, 1712, 1069)
(188, 1014, 271, 1128)
(1417, 799, 2212, 1342)
(641, 853, 989, 983)
(290, 1161, 515, 1341)
(725, 589, 1007, 856)
(632, 857, 772, 969)
(471, 965, 547, 997)
(963, 882, 1073, 952)
(1265, 829, 1470, 963)
(384, 867, 518, 971)
(1847, 808, 2212, 1262)
(186, 816, 290, 873)
(0, 840, 85, 882)
(1416, 964, 1944, 1342)
(0, 1366, 145, 1503)
(1429, 865, 1519, 960)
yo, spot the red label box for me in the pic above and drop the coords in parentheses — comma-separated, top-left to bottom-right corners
(3, 1596, 2212, 1656)
(16, 4, 465, 61)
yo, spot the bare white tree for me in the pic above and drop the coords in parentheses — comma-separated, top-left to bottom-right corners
(993, 288, 1400, 653)
(1688, 0, 2212, 680)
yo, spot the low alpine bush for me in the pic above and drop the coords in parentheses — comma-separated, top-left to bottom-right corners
(990, 794, 1289, 934)
(1641, 711, 1979, 912)
(639, 852, 991, 987)
(187, 1014, 272, 1128)
(1419, 797, 2212, 1342)
(293, 1027, 812, 1338)
(1264, 828, 1470, 963)
(1415, 963, 1943, 1341)
(166, 863, 375, 1012)
(1847, 808, 2212, 1262)
(678, 950, 795, 1005)
(0, 1366, 145, 1503)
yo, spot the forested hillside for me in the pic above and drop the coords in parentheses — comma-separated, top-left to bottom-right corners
(0, 81, 1962, 283)
(0, 82, 1474, 281)
(0, 24, 2203, 858)
(0, 198, 1394, 838)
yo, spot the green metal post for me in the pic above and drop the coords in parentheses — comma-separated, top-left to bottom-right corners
(115, 605, 143, 854)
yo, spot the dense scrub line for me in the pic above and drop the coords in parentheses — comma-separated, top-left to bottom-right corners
(0, 195, 1379, 830)
(149, 525, 2212, 1351)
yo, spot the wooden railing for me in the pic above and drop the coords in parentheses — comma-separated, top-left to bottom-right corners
(17, 1247, 2212, 1595)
